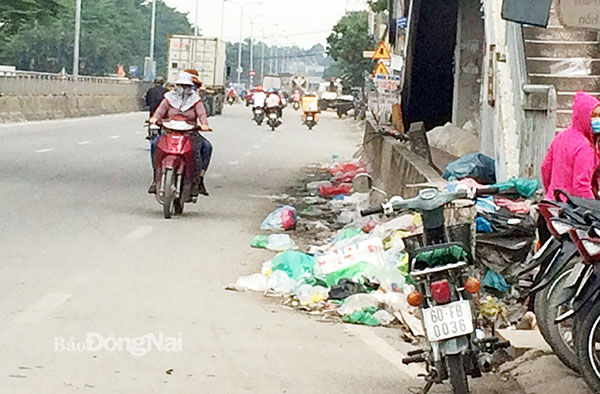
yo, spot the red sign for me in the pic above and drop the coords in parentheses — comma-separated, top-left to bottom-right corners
(249, 70, 256, 77)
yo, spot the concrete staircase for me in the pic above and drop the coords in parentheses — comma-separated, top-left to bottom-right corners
(523, 3, 600, 129)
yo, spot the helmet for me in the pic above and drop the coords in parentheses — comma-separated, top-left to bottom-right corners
(183, 68, 201, 88)
(268, 88, 276, 93)
(154, 76, 165, 85)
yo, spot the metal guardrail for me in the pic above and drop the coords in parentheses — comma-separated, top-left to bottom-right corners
(0, 70, 150, 96)
(506, 22, 557, 180)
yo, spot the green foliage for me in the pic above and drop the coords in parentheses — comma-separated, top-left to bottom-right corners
(368, 0, 388, 13)
(0, 0, 192, 76)
(0, 0, 62, 37)
(326, 11, 374, 87)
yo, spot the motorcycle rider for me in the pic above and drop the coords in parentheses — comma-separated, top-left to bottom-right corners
(148, 72, 211, 197)
(144, 76, 167, 116)
(265, 88, 283, 119)
(251, 85, 267, 116)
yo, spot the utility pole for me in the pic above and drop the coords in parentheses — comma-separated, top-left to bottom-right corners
(150, 0, 157, 61)
(194, 0, 199, 36)
(73, 0, 82, 78)
(260, 28, 266, 82)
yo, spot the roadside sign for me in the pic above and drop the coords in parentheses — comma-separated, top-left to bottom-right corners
(236, 66, 243, 73)
(373, 62, 389, 76)
(249, 70, 256, 77)
(372, 41, 392, 60)
(559, 0, 600, 30)
(396, 17, 408, 29)
(363, 51, 375, 58)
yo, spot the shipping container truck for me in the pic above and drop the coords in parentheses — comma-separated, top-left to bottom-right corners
(167, 35, 226, 116)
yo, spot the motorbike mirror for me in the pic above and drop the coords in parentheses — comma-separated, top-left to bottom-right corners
(352, 173, 373, 194)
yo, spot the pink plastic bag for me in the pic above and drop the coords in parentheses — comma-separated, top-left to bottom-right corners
(329, 161, 367, 177)
(260, 205, 297, 230)
(319, 183, 353, 197)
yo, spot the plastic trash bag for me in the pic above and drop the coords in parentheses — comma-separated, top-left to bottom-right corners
(329, 279, 368, 300)
(476, 216, 494, 233)
(337, 293, 379, 315)
(235, 273, 268, 292)
(482, 269, 510, 293)
(319, 183, 353, 197)
(442, 152, 496, 184)
(260, 205, 297, 231)
(267, 270, 297, 294)
(271, 251, 315, 280)
(342, 307, 381, 326)
(295, 284, 329, 305)
(373, 309, 396, 325)
(251, 234, 297, 251)
(492, 178, 540, 199)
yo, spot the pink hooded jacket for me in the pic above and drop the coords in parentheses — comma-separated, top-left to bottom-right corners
(541, 92, 600, 200)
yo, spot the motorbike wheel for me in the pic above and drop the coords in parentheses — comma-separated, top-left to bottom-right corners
(534, 261, 579, 372)
(446, 354, 469, 394)
(162, 169, 176, 219)
(575, 301, 600, 393)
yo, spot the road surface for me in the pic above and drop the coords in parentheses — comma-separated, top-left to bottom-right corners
(0, 105, 521, 393)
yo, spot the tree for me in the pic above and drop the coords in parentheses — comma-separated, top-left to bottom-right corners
(326, 11, 374, 87)
(0, 0, 192, 76)
(0, 0, 62, 38)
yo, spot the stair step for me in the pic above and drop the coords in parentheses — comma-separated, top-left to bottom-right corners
(523, 26, 599, 41)
(526, 57, 600, 74)
(529, 74, 600, 91)
(525, 41, 600, 58)
(556, 91, 600, 110)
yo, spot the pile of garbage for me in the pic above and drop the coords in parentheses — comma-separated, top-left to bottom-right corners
(229, 159, 425, 336)
(231, 153, 542, 336)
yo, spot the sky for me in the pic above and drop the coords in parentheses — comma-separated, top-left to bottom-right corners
(161, 0, 368, 48)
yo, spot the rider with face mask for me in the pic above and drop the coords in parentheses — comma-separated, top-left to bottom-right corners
(539, 92, 600, 241)
(148, 72, 211, 196)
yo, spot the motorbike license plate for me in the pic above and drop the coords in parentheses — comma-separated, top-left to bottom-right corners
(269, 114, 277, 119)
(422, 301, 474, 342)
(307, 116, 313, 120)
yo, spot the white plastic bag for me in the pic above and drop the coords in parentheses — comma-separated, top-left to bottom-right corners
(235, 273, 268, 292)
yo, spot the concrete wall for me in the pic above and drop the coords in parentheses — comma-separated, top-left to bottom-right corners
(0, 72, 151, 123)
(363, 121, 445, 198)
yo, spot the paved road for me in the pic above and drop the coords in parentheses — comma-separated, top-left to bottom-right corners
(0, 105, 521, 394)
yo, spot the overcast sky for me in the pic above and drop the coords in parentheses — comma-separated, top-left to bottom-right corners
(162, 0, 368, 48)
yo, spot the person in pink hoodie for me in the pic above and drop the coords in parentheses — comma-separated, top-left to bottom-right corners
(541, 91, 600, 200)
(539, 92, 600, 241)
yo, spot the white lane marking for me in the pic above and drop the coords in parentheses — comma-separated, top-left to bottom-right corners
(35, 148, 53, 153)
(109, 135, 121, 139)
(228, 161, 239, 165)
(344, 324, 423, 379)
(77, 141, 91, 145)
(252, 145, 261, 149)
(11, 293, 71, 326)
(207, 173, 222, 179)
(124, 225, 154, 241)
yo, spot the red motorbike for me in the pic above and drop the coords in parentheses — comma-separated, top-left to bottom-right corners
(153, 117, 198, 219)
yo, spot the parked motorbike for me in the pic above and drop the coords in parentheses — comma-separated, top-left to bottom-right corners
(153, 118, 204, 219)
(265, 107, 281, 131)
(253, 107, 265, 125)
(336, 99, 354, 118)
(358, 177, 510, 394)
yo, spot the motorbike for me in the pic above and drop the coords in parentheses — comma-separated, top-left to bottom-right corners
(358, 176, 510, 394)
(292, 101, 300, 111)
(227, 95, 235, 105)
(265, 106, 281, 131)
(336, 97, 354, 118)
(291, 91, 301, 111)
(303, 112, 318, 130)
(153, 119, 203, 219)
(253, 106, 265, 126)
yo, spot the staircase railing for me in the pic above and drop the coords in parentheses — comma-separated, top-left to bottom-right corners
(506, 22, 557, 180)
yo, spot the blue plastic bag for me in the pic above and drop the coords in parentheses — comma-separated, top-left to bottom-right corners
(476, 216, 494, 233)
(442, 153, 496, 184)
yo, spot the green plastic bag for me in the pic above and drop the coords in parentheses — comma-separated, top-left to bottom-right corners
(332, 228, 364, 244)
(272, 251, 316, 280)
(493, 178, 540, 198)
(323, 261, 370, 287)
(250, 235, 269, 249)
(414, 245, 468, 267)
(342, 307, 381, 326)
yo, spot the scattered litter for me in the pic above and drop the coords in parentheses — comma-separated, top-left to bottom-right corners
(272, 251, 315, 280)
(235, 273, 268, 292)
(482, 269, 510, 293)
(329, 279, 367, 300)
(443, 152, 496, 184)
(337, 293, 379, 316)
(373, 309, 396, 325)
(260, 205, 297, 231)
(342, 307, 381, 326)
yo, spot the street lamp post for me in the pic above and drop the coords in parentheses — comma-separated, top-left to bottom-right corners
(73, 0, 82, 78)
(226, 1, 261, 85)
(149, 0, 157, 62)
(194, 0, 199, 36)
(248, 15, 263, 87)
